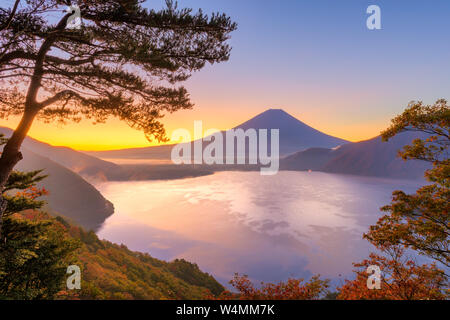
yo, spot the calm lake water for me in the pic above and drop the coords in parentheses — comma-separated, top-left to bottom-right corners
(96, 171, 421, 286)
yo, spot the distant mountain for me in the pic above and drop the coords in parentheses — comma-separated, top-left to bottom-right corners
(14, 148, 114, 231)
(281, 132, 430, 179)
(0, 127, 126, 181)
(281, 147, 334, 171)
(235, 109, 347, 155)
(87, 144, 174, 160)
(87, 109, 348, 159)
(0, 127, 213, 182)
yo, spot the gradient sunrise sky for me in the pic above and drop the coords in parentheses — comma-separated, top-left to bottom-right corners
(1, 0, 449, 150)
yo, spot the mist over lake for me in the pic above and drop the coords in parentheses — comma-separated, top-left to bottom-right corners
(96, 171, 422, 286)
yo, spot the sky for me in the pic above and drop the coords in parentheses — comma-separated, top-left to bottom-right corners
(1, 0, 450, 150)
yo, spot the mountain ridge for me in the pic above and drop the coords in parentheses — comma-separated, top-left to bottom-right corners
(13, 147, 114, 230)
(86, 109, 348, 159)
(281, 131, 430, 179)
(1, 110, 429, 181)
(0, 127, 125, 181)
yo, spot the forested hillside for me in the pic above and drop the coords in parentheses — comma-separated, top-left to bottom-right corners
(15, 149, 114, 231)
(12, 211, 224, 300)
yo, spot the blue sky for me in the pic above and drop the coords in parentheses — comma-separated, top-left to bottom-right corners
(145, 0, 450, 141)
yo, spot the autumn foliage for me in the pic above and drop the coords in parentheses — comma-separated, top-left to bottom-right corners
(339, 100, 449, 300)
(365, 100, 449, 267)
(210, 274, 329, 300)
(338, 248, 448, 300)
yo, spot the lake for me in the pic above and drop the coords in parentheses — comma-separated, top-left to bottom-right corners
(96, 171, 421, 287)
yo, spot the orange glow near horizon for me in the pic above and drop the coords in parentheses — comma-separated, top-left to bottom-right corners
(0, 105, 389, 151)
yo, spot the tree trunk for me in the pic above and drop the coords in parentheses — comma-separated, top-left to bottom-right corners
(0, 13, 70, 237)
(0, 108, 38, 237)
(0, 196, 6, 239)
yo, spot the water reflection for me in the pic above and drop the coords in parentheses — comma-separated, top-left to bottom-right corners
(96, 171, 421, 285)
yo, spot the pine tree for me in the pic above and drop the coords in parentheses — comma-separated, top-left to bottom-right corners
(0, 135, 79, 299)
(0, 0, 237, 232)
